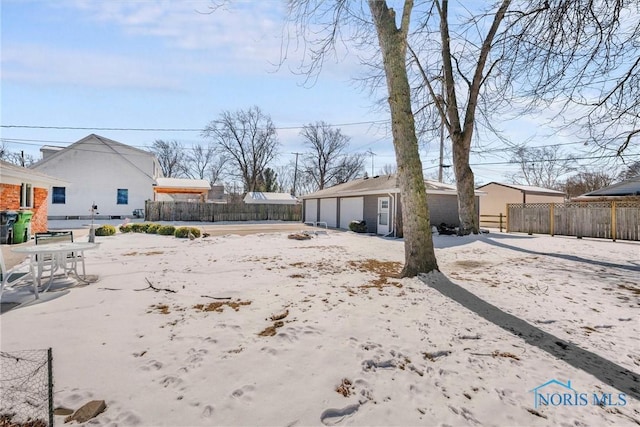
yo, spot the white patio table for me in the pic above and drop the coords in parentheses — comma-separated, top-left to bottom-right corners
(11, 242, 99, 299)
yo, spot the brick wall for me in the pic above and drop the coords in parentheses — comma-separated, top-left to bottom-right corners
(32, 187, 49, 233)
(0, 183, 21, 210)
(0, 183, 49, 235)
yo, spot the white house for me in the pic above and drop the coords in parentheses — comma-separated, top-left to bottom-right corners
(30, 134, 163, 219)
(243, 192, 299, 205)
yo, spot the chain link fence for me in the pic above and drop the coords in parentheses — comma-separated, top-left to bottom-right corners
(0, 349, 53, 427)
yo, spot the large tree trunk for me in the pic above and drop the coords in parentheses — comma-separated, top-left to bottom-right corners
(451, 133, 478, 234)
(369, 0, 438, 277)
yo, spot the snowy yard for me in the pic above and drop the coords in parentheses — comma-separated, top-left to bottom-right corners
(1, 229, 638, 426)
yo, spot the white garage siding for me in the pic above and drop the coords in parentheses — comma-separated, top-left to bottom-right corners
(305, 199, 318, 223)
(319, 198, 338, 227)
(339, 197, 364, 229)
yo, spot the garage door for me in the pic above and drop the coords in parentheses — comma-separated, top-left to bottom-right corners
(304, 199, 318, 223)
(319, 198, 338, 227)
(339, 197, 364, 230)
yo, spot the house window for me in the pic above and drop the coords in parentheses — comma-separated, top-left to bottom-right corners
(117, 189, 129, 205)
(20, 183, 33, 208)
(52, 187, 66, 204)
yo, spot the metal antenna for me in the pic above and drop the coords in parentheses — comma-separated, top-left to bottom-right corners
(366, 149, 376, 176)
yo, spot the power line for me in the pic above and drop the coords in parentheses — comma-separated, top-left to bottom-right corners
(0, 120, 390, 132)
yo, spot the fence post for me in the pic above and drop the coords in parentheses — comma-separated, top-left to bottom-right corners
(611, 201, 617, 242)
(550, 203, 555, 236)
(48, 347, 53, 427)
(499, 213, 503, 233)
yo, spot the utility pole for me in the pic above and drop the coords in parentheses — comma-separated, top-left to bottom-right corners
(291, 152, 302, 196)
(366, 149, 376, 176)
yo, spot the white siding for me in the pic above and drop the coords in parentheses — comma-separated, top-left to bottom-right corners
(32, 135, 159, 217)
(339, 197, 364, 229)
(319, 198, 338, 227)
(304, 199, 318, 223)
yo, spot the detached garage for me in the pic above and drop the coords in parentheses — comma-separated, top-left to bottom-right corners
(339, 197, 364, 228)
(302, 174, 482, 236)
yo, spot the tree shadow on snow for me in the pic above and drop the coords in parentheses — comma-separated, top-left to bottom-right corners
(420, 272, 640, 401)
(481, 235, 640, 273)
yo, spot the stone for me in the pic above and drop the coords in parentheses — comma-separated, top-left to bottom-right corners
(65, 400, 106, 423)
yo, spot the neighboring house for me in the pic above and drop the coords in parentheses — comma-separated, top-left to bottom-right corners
(30, 134, 163, 219)
(243, 192, 299, 205)
(153, 178, 211, 202)
(300, 174, 482, 236)
(574, 175, 640, 200)
(0, 160, 68, 234)
(476, 182, 565, 225)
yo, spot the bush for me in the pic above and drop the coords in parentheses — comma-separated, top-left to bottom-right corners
(119, 224, 133, 233)
(157, 225, 176, 236)
(129, 223, 145, 233)
(146, 223, 161, 234)
(174, 227, 202, 239)
(349, 220, 367, 233)
(95, 224, 116, 236)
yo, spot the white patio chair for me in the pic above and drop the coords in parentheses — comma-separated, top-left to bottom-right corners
(0, 248, 33, 297)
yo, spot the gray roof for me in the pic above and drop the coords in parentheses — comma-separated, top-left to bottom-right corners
(477, 182, 565, 195)
(0, 160, 68, 186)
(301, 174, 481, 198)
(582, 175, 640, 196)
(31, 133, 155, 168)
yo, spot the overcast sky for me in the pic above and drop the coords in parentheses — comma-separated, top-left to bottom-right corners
(2, 1, 637, 185)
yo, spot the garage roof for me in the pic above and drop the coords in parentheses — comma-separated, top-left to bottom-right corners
(301, 174, 484, 198)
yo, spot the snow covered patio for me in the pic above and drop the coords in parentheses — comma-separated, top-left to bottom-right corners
(1, 229, 638, 426)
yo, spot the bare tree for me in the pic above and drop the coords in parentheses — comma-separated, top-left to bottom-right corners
(563, 170, 616, 199)
(184, 143, 213, 179)
(287, 1, 439, 276)
(379, 163, 397, 175)
(509, 145, 577, 189)
(274, 163, 295, 195)
(149, 139, 185, 178)
(301, 121, 364, 190)
(202, 106, 280, 193)
(0, 143, 36, 166)
(207, 156, 227, 185)
(618, 161, 640, 181)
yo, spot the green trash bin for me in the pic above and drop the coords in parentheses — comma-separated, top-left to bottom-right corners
(13, 210, 34, 244)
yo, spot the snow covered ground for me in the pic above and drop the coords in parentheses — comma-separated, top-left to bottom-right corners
(1, 228, 638, 426)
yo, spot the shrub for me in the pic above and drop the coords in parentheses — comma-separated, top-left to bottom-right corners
(349, 220, 367, 233)
(157, 225, 176, 236)
(174, 227, 202, 239)
(95, 224, 116, 236)
(146, 223, 161, 234)
(119, 224, 133, 233)
(130, 223, 146, 233)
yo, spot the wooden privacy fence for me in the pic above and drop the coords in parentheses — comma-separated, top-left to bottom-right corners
(145, 201, 302, 222)
(507, 201, 640, 241)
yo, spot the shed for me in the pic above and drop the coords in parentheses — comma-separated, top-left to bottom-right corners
(300, 174, 482, 236)
(243, 192, 299, 205)
(476, 182, 565, 227)
(154, 178, 211, 202)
